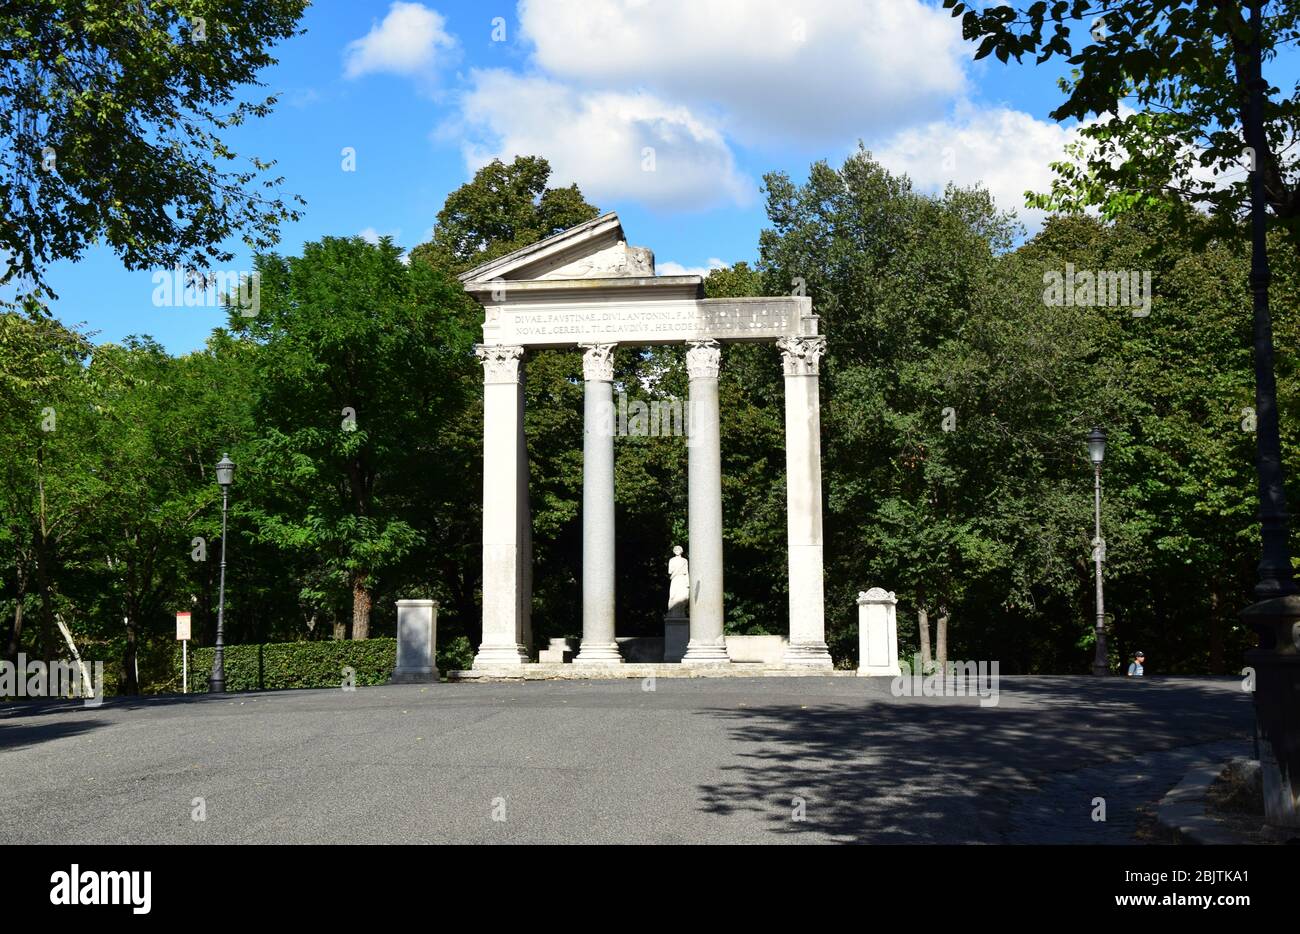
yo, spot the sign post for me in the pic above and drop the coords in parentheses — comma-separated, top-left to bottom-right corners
(176, 611, 192, 694)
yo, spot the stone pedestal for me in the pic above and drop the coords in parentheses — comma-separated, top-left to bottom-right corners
(857, 588, 901, 677)
(1242, 594, 1300, 827)
(682, 340, 730, 664)
(664, 617, 689, 663)
(538, 637, 577, 663)
(391, 599, 439, 683)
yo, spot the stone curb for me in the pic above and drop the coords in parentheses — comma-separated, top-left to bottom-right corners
(446, 664, 860, 681)
(1155, 762, 1242, 845)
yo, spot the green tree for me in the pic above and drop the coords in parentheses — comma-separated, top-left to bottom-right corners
(756, 147, 1025, 661)
(0, 311, 94, 662)
(943, 0, 1300, 252)
(0, 0, 308, 307)
(411, 156, 599, 273)
(236, 236, 474, 640)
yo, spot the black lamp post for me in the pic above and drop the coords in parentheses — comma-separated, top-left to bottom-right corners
(1087, 427, 1108, 676)
(208, 454, 234, 694)
(1240, 0, 1300, 828)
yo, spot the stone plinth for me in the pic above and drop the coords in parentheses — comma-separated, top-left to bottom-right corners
(725, 635, 787, 665)
(391, 599, 439, 683)
(663, 617, 689, 663)
(857, 588, 900, 677)
(538, 637, 577, 663)
(448, 663, 859, 681)
(616, 636, 665, 663)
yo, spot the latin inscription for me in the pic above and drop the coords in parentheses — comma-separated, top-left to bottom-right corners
(501, 303, 799, 342)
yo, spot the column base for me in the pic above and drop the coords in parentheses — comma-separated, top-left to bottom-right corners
(574, 642, 624, 664)
(390, 668, 440, 684)
(682, 639, 731, 665)
(783, 641, 833, 668)
(472, 644, 529, 668)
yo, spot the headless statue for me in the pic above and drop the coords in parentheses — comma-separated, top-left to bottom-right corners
(667, 545, 689, 618)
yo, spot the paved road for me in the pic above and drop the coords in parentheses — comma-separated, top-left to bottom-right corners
(0, 676, 1252, 844)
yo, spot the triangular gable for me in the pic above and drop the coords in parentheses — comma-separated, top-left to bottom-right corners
(458, 212, 655, 283)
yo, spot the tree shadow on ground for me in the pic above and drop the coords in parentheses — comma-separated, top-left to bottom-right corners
(0, 717, 106, 751)
(0, 693, 236, 719)
(697, 676, 1253, 844)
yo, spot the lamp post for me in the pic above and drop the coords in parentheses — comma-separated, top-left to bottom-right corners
(1087, 427, 1108, 676)
(1240, 0, 1300, 828)
(208, 454, 234, 694)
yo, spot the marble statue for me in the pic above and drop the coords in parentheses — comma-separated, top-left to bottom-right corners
(667, 546, 689, 618)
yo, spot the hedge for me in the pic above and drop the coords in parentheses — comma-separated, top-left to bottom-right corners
(174, 638, 397, 694)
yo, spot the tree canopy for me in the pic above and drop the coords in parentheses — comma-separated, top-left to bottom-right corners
(0, 0, 308, 309)
(944, 0, 1300, 253)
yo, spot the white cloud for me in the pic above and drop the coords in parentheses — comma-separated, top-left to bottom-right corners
(358, 227, 402, 244)
(344, 2, 456, 80)
(658, 258, 728, 277)
(517, 0, 966, 144)
(455, 71, 752, 210)
(873, 106, 1083, 230)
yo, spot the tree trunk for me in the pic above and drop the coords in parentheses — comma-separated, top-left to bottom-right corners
(351, 573, 372, 640)
(4, 564, 26, 663)
(1209, 588, 1225, 675)
(935, 608, 949, 671)
(918, 607, 932, 673)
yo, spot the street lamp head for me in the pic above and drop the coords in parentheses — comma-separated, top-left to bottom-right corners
(1087, 427, 1107, 466)
(215, 453, 235, 488)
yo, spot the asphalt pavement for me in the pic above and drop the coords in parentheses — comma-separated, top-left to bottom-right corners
(0, 675, 1252, 844)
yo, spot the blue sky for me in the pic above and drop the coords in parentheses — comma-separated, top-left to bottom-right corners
(34, 0, 1291, 354)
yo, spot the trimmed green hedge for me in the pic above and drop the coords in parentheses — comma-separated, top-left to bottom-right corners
(174, 638, 397, 694)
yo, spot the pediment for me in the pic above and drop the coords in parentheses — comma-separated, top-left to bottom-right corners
(458, 212, 655, 284)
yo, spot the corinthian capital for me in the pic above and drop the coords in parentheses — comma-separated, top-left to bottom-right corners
(777, 335, 826, 377)
(685, 339, 721, 380)
(578, 342, 617, 382)
(476, 344, 525, 383)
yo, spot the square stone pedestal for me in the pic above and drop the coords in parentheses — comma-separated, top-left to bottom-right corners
(857, 588, 901, 677)
(391, 599, 439, 683)
(664, 617, 689, 663)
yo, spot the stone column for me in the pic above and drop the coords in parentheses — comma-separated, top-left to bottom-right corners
(856, 588, 901, 677)
(517, 371, 533, 658)
(575, 343, 622, 663)
(473, 344, 529, 667)
(778, 335, 832, 667)
(683, 339, 730, 664)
